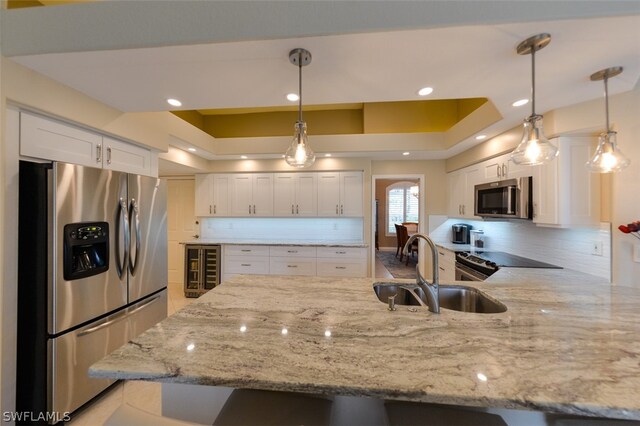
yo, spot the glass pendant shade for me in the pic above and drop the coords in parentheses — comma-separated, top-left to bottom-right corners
(285, 121, 315, 168)
(586, 131, 630, 173)
(510, 115, 558, 166)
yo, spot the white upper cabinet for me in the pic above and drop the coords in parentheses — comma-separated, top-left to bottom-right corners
(481, 153, 529, 182)
(195, 174, 214, 217)
(21, 112, 102, 168)
(532, 137, 600, 227)
(102, 136, 154, 176)
(340, 172, 364, 217)
(447, 166, 480, 219)
(212, 174, 231, 216)
(317, 172, 363, 217)
(20, 112, 157, 177)
(229, 173, 274, 217)
(273, 173, 317, 216)
(20, 112, 158, 176)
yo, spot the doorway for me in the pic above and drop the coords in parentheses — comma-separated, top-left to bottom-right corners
(371, 175, 425, 279)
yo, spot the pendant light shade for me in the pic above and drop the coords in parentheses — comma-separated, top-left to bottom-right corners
(510, 33, 558, 166)
(285, 48, 315, 168)
(586, 67, 630, 173)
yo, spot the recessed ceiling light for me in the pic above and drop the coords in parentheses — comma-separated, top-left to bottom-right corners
(512, 99, 529, 107)
(187, 148, 196, 152)
(402, 152, 410, 156)
(325, 153, 332, 157)
(167, 98, 182, 107)
(417, 87, 433, 96)
(286, 93, 299, 102)
(241, 155, 248, 159)
(281, 155, 285, 158)
(475, 135, 487, 141)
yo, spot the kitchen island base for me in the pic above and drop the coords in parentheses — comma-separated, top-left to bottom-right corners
(161, 383, 562, 425)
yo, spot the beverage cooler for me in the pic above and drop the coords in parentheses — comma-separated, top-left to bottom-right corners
(184, 245, 221, 297)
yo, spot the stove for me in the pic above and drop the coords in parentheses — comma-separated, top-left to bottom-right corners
(454, 251, 562, 281)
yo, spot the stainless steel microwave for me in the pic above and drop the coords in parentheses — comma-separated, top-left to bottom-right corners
(474, 177, 532, 219)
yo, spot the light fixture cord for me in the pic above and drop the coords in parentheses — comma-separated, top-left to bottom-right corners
(530, 47, 536, 116)
(604, 74, 610, 132)
(298, 51, 303, 124)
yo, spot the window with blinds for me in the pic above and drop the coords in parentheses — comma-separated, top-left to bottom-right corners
(386, 182, 419, 235)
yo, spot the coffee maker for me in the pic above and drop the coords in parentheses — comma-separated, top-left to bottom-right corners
(451, 223, 472, 244)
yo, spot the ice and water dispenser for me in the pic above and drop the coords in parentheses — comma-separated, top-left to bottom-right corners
(63, 222, 109, 280)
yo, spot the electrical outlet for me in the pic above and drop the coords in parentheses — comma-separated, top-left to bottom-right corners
(634, 244, 640, 263)
(591, 240, 603, 256)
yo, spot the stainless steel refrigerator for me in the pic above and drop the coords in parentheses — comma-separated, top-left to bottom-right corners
(17, 161, 168, 422)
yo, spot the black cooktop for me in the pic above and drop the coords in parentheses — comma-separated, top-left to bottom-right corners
(463, 251, 562, 269)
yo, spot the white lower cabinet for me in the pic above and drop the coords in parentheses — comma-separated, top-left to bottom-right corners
(437, 247, 456, 282)
(222, 245, 367, 282)
(316, 247, 367, 277)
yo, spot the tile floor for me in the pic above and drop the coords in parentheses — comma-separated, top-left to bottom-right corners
(68, 261, 392, 425)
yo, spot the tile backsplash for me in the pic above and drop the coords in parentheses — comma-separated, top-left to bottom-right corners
(200, 217, 364, 242)
(430, 218, 611, 281)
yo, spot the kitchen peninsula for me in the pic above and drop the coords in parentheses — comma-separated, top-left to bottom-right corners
(90, 269, 640, 422)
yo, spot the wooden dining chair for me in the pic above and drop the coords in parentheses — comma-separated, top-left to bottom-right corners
(394, 224, 404, 258)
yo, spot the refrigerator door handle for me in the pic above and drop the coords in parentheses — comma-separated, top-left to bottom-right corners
(128, 199, 141, 276)
(115, 198, 130, 278)
(77, 295, 161, 337)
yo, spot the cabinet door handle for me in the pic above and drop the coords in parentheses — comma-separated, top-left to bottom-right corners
(241, 263, 251, 267)
(253, 205, 256, 214)
(287, 250, 298, 253)
(209, 205, 212, 214)
(336, 251, 346, 254)
(287, 265, 298, 268)
(336, 205, 339, 215)
(497, 164, 501, 177)
(439, 267, 445, 271)
(240, 249, 251, 252)
(335, 266, 347, 270)
(249, 205, 252, 214)
(96, 144, 102, 163)
(106, 147, 112, 164)
(292, 205, 294, 214)
(438, 251, 445, 256)
(502, 164, 507, 177)
(462, 205, 465, 215)
(341, 205, 344, 215)
(214, 205, 216, 214)
(296, 204, 299, 214)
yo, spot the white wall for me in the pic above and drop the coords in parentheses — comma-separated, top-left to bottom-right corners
(430, 218, 611, 280)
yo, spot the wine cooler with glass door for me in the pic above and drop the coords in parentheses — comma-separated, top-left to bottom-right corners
(184, 245, 221, 297)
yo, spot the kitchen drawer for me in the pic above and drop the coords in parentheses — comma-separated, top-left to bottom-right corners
(269, 246, 317, 258)
(437, 247, 456, 265)
(317, 259, 366, 277)
(438, 263, 456, 282)
(269, 257, 316, 276)
(225, 245, 270, 256)
(224, 256, 270, 274)
(316, 247, 366, 259)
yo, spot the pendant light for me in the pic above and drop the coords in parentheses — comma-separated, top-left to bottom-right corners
(586, 67, 630, 173)
(285, 48, 316, 168)
(510, 34, 558, 166)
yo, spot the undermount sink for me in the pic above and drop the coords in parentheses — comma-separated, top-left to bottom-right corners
(373, 283, 507, 314)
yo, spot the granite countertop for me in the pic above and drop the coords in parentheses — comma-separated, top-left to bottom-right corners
(180, 239, 368, 247)
(90, 271, 640, 420)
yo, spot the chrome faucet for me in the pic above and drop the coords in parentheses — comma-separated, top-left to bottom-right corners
(403, 233, 440, 313)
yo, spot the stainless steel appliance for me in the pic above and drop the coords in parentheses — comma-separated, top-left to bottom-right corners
(17, 161, 168, 422)
(474, 177, 532, 219)
(455, 250, 562, 282)
(184, 244, 221, 298)
(451, 223, 472, 244)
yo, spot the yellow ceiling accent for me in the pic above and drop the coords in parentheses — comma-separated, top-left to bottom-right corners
(198, 103, 364, 115)
(174, 98, 488, 138)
